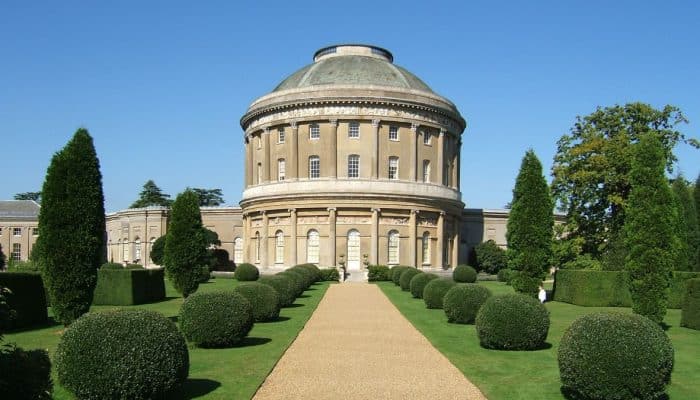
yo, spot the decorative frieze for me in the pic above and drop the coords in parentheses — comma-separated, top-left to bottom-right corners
(380, 217, 409, 225)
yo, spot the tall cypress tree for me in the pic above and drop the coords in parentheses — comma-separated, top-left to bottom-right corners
(163, 190, 207, 297)
(36, 128, 105, 325)
(624, 134, 676, 324)
(506, 150, 554, 295)
(671, 177, 698, 271)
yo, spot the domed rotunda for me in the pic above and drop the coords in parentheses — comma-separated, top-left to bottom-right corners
(239, 44, 466, 271)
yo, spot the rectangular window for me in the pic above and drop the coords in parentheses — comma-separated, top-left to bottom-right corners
(11, 243, 21, 261)
(32, 227, 39, 236)
(423, 160, 431, 183)
(257, 163, 262, 184)
(278, 159, 286, 181)
(277, 128, 285, 143)
(423, 130, 431, 145)
(388, 157, 399, 180)
(13, 227, 21, 236)
(348, 122, 360, 138)
(389, 126, 399, 141)
(310, 124, 320, 139)
(348, 155, 360, 178)
(309, 156, 320, 179)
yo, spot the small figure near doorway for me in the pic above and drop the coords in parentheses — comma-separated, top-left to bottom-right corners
(538, 284, 547, 304)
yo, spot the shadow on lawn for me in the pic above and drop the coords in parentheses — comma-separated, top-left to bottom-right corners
(284, 303, 304, 308)
(258, 316, 290, 323)
(232, 336, 272, 347)
(172, 378, 221, 399)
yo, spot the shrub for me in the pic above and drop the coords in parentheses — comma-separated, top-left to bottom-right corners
(5, 260, 41, 273)
(453, 265, 477, 283)
(669, 272, 700, 308)
(443, 284, 492, 324)
(289, 266, 315, 288)
(0, 345, 52, 400)
(474, 240, 507, 274)
(259, 275, 296, 307)
(561, 254, 602, 270)
(391, 266, 410, 286)
(234, 263, 260, 281)
(558, 312, 674, 400)
(100, 262, 122, 269)
(399, 268, 422, 291)
(150, 235, 166, 265)
(209, 249, 235, 272)
(497, 268, 516, 283)
(93, 268, 165, 306)
(368, 265, 390, 281)
(553, 270, 631, 307)
(233, 282, 280, 322)
(476, 293, 549, 350)
(279, 271, 305, 297)
(294, 263, 322, 282)
(389, 265, 407, 283)
(198, 265, 210, 283)
(681, 278, 700, 329)
(0, 272, 48, 329)
(179, 291, 253, 347)
(318, 268, 340, 282)
(410, 273, 438, 298)
(423, 279, 456, 309)
(55, 309, 188, 399)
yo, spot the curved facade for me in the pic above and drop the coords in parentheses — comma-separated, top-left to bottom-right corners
(239, 45, 466, 270)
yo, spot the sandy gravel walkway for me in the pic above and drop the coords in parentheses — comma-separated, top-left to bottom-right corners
(253, 283, 486, 400)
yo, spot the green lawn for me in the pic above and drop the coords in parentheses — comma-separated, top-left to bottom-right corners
(6, 278, 331, 400)
(377, 281, 700, 400)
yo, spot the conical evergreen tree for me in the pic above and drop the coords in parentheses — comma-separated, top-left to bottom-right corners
(36, 128, 106, 325)
(130, 180, 171, 208)
(624, 134, 676, 324)
(671, 177, 698, 271)
(506, 150, 554, 295)
(163, 190, 208, 297)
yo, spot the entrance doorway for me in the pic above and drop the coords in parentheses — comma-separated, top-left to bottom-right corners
(347, 229, 361, 270)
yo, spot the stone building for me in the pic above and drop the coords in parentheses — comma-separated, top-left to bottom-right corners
(0, 201, 40, 264)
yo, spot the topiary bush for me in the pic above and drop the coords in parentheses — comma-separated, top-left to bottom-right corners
(0, 272, 48, 329)
(423, 279, 456, 309)
(55, 309, 189, 399)
(289, 266, 315, 288)
(318, 268, 340, 282)
(391, 266, 410, 286)
(197, 265, 210, 283)
(0, 345, 52, 400)
(681, 278, 700, 330)
(234, 263, 260, 281)
(475, 240, 508, 274)
(558, 312, 674, 400)
(100, 262, 124, 269)
(399, 268, 422, 291)
(453, 265, 477, 283)
(278, 271, 305, 297)
(294, 263, 322, 282)
(410, 273, 439, 298)
(476, 293, 550, 350)
(259, 275, 296, 307)
(497, 268, 516, 283)
(233, 282, 280, 322)
(368, 265, 390, 281)
(443, 284, 493, 324)
(179, 291, 253, 347)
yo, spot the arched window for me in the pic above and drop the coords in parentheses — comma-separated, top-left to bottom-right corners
(388, 230, 400, 265)
(422, 232, 431, 265)
(307, 229, 320, 263)
(388, 157, 399, 180)
(278, 158, 286, 181)
(423, 160, 431, 183)
(309, 156, 320, 179)
(123, 238, 129, 262)
(255, 231, 261, 263)
(234, 237, 243, 264)
(348, 154, 360, 178)
(134, 237, 141, 262)
(275, 230, 284, 264)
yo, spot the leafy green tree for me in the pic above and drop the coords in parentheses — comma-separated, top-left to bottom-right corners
(163, 190, 208, 297)
(671, 177, 698, 271)
(695, 173, 700, 270)
(13, 192, 41, 202)
(552, 103, 697, 258)
(150, 236, 166, 265)
(130, 180, 171, 208)
(189, 188, 224, 206)
(474, 240, 507, 274)
(506, 150, 554, 295)
(35, 128, 106, 325)
(624, 134, 677, 324)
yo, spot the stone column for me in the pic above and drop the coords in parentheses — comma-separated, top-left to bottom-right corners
(329, 119, 338, 178)
(452, 154, 458, 189)
(372, 119, 380, 179)
(289, 121, 298, 180)
(409, 209, 418, 267)
(245, 134, 251, 186)
(261, 211, 268, 268)
(371, 208, 380, 265)
(263, 128, 271, 182)
(437, 128, 445, 186)
(289, 208, 297, 265)
(328, 208, 337, 266)
(452, 217, 460, 267)
(436, 211, 445, 269)
(242, 213, 249, 262)
(410, 123, 418, 181)
(456, 140, 462, 190)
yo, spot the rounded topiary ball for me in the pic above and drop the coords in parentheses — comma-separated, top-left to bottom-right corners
(399, 268, 422, 291)
(295, 263, 322, 282)
(55, 310, 189, 400)
(259, 275, 296, 307)
(410, 273, 439, 298)
(453, 264, 477, 283)
(289, 266, 315, 288)
(423, 279, 457, 309)
(558, 312, 674, 400)
(475, 293, 550, 350)
(443, 284, 492, 324)
(280, 270, 307, 295)
(391, 266, 409, 286)
(179, 290, 253, 347)
(234, 263, 260, 281)
(234, 282, 281, 322)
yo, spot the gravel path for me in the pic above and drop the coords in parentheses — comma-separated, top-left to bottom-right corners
(253, 283, 487, 399)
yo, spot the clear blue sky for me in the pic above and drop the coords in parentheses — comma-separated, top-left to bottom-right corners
(1, 1, 698, 212)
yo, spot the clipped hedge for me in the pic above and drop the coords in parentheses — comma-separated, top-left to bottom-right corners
(294, 263, 322, 282)
(280, 270, 307, 296)
(476, 293, 550, 350)
(368, 265, 391, 281)
(259, 275, 296, 307)
(0, 272, 47, 329)
(399, 268, 422, 291)
(410, 273, 439, 298)
(681, 278, 700, 330)
(318, 268, 340, 282)
(233, 282, 280, 322)
(423, 279, 456, 309)
(289, 266, 316, 288)
(391, 266, 410, 286)
(0, 345, 52, 400)
(558, 312, 673, 400)
(234, 263, 259, 281)
(55, 310, 189, 399)
(670, 272, 700, 308)
(497, 268, 516, 283)
(180, 291, 253, 348)
(453, 265, 477, 283)
(93, 268, 165, 306)
(443, 284, 492, 324)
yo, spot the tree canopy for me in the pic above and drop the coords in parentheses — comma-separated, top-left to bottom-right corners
(551, 103, 697, 257)
(189, 188, 224, 206)
(13, 192, 41, 202)
(671, 176, 698, 271)
(130, 180, 171, 208)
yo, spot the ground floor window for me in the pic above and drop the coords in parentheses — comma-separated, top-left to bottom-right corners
(11, 243, 21, 261)
(134, 238, 141, 261)
(234, 237, 243, 264)
(255, 232, 261, 262)
(388, 230, 399, 265)
(307, 229, 319, 263)
(275, 230, 284, 264)
(422, 232, 431, 264)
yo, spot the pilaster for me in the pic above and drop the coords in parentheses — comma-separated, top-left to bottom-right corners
(436, 211, 445, 269)
(409, 209, 419, 267)
(289, 208, 297, 265)
(329, 119, 338, 178)
(410, 123, 418, 181)
(261, 211, 268, 268)
(263, 128, 271, 182)
(289, 121, 298, 180)
(372, 119, 380, 179)
(371, 208, 380, 265)
(437, 128, 445, 186)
